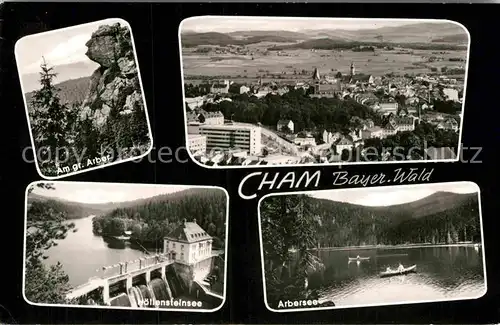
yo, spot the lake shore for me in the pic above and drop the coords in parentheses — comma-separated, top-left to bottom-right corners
(306, 242, 481, 252)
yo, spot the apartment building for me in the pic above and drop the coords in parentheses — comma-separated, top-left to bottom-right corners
(199, 124, 262, 155)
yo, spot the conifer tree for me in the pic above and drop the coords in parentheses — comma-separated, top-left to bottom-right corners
(30, 58, 70, 175)
(25, 183, 75, 304)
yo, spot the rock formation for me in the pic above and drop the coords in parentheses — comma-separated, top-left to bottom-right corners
(79, 23, 144, 128)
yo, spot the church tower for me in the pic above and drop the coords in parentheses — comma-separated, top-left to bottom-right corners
(350, 62, 356, 76)
(312, 67, 321, 81)
(312, 67, 321, 94)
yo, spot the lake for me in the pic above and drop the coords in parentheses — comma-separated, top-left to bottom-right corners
(305, 246, 486, 307)
(42, 216, 159, 287)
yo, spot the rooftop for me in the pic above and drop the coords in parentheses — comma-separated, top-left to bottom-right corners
(188, 134, 206, 140)
(365, 126, 383, 132)
(200, 124, 260, 131)
(165, 219, 212, 243)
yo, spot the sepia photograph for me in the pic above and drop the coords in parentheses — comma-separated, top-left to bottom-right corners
(16, 18, 153, 179)
(258, 182, 486, 312)
(179, 16, 469, 168)
(23, 181, 228, 312)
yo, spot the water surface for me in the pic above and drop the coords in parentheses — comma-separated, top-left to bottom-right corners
(305, 246, 485, 307)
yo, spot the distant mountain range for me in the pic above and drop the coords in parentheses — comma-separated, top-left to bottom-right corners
(181, 23, 468, 49)
(315, 191, 478, 227)
(24, 76, 90, 112)
(28, 188, 221, 220)
(307, 190, 479, 246)
(21, 60, 97, 93)
(369, 191, 477, 221)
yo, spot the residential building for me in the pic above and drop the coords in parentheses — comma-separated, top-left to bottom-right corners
(377, 102, 399, 115)
(187, 122, 201, 134)
(389, 116, 415, 132)
(210, 80, 230, 94)
(185, 97, 205, 110)
(361, 126, 384, 139)
(188, 134, 207, 154)
(186, 111, 199, 123)
(294, 136, 317, 147)
(443, 88, 459, 101)
(322, 130, 334, 144)
(383, 122, 398, 137)
(199, 111, 224, 125)
(188, 110, 224, 126)
(335, 136, 354, 153)
(277, 119, 294, 133)
(354, 93, 379, 106)
(240, 85, 250, 94)
(262, 154, 301, 165)
(437, 118, 459, 132)
(199, 124, 262, 155)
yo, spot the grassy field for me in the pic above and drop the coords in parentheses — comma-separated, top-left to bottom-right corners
(181, 45, 468, 83)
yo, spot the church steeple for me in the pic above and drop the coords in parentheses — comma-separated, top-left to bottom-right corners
(312, 67, 320, 81)
(350, 62, 355, 76)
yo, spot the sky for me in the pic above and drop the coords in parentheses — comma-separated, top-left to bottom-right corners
(310, 182, 478, 207)
(181, 17, 427, 33)
(16, 18, 127, 75)
(30, 183, 192, 204)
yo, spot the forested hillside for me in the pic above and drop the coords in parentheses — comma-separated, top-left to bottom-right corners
(27, 194, 113, 219)
(181, 32, 299, 47)
(25, 77, 90, 111)
(92, 188, 227, 248)
(261, 191, 481, 249)
(181, 23, 468, 48)
(268, 38, 467, 51)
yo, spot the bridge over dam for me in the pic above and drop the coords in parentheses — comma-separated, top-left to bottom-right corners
(65, 252, 224, 309)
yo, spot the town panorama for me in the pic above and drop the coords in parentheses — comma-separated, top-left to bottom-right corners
(180, 17, 469, 167)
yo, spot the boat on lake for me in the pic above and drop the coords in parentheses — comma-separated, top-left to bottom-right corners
(348, 256, 370, 262)
(380, 265, 417, 278)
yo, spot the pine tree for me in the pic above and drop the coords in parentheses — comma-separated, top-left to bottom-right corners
(30, 58, 70, 175)
(25, 183, 75, 304)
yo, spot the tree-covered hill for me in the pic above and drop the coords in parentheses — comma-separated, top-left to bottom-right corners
(25, 76, 90, 111)
(268, 37, 467, 52)
(369, 191, 477, 219)
(27, 193, 114, 220)
(431, 33, 469, 44)
(261, 191, 480, 249)
(91, 188, 227, 248)
(181, 31, 299, 47)
(181, 23, 468, 48)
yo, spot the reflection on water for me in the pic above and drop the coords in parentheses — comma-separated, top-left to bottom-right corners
(42, 216, 161, 287)
(301, 246, 485, 307)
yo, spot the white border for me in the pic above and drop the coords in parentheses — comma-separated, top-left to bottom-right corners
(178, 16, 471, 169)
(256, 181, 487, 312)
(22, 181, 229, 313)
(15, 18, 154, 180)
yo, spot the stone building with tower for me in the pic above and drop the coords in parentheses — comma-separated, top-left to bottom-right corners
(163, 219, 216, 293)
(309, 62, 374, 98)
(309, 67, 342, 98)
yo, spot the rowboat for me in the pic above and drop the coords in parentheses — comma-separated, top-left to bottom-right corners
(379, 265, 417, 278)
(348, 256, 370, 261)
